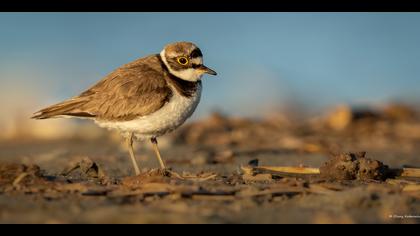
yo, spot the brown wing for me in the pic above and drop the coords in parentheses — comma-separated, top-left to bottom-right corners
(32, 55, 172, 121)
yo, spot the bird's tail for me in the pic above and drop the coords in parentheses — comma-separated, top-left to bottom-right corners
(31, 98, 94, 119)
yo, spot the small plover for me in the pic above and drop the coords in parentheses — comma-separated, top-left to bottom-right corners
(32, 42, 217, 175)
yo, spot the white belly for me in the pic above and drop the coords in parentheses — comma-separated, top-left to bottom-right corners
(95, 84, 201, 140)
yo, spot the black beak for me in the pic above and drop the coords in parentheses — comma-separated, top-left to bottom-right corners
(199, 65, 217, 76)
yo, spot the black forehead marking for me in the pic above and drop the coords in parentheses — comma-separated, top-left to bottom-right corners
(190, 48, 203, 58)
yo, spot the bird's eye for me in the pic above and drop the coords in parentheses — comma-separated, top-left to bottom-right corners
(177, 57, 189, 65)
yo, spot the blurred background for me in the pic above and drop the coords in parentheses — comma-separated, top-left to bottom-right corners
(1, 12, 420, 141)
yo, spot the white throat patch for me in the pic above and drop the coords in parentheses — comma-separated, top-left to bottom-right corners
(160, 49, 203, 82)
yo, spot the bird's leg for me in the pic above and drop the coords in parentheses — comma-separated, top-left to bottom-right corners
(150, 137, 166, 169)
(126, 133, 141, 176)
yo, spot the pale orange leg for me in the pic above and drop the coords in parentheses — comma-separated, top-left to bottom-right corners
(151, 137, 166, 169)
(126, 133, 141, 175)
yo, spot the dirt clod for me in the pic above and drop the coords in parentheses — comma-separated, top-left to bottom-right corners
(320, 152, 389, 181)
(121, 169, 171, 188)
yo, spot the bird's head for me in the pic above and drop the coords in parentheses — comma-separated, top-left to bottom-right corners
(160, 42, 217, 82)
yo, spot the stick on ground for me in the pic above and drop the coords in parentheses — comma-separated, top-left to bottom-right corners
(242, 165, 420, 179)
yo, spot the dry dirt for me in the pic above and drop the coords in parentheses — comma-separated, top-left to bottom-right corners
(1, 104, 420, 224)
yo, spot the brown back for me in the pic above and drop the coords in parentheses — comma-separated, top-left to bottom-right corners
(32, 55, 173, 121)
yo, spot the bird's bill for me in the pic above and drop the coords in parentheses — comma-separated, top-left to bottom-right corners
(198, 65, 217, 76)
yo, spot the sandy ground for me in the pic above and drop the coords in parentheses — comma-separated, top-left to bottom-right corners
(1, 106, 420, 224)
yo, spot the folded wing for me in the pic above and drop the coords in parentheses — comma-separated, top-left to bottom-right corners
(32, 55, 172, 121)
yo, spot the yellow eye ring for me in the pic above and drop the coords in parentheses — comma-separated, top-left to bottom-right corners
(177, 57, 189, 65)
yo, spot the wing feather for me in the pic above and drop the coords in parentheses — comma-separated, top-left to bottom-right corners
(32, 55, 172, 121)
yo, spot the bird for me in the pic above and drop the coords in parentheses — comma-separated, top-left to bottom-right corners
(31, 41, 217, 176)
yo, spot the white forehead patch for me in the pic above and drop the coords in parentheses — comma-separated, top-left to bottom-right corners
(191, 57, 203, 65)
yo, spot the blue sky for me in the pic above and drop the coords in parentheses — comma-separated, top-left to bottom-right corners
(1, 13, 420, 117)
